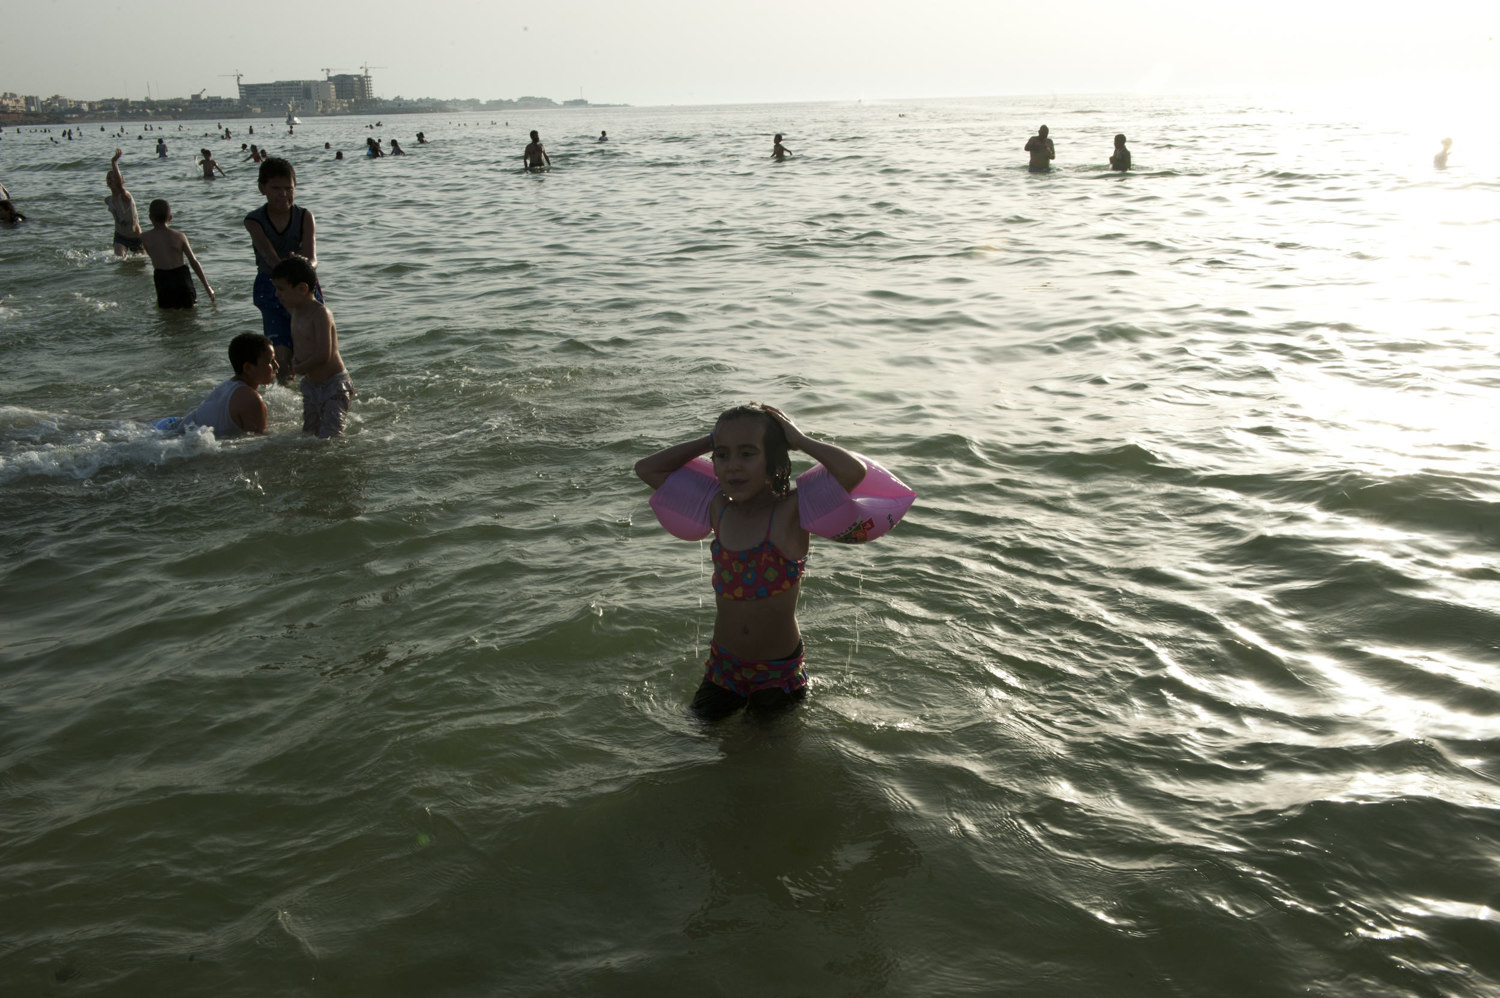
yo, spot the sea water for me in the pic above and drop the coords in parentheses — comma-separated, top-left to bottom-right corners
(1, 94, 1498, 996)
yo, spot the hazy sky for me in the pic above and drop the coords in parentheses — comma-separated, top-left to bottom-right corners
(6, 1, 1497, 106)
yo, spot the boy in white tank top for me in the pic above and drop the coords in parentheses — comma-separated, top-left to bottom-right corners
(179, 334, 278, 437)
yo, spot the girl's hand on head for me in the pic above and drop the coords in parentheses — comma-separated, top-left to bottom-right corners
(757, 403, 808, 450)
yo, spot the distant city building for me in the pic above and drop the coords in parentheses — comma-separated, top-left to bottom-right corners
(238, 78, 336, 109)
(329, 73, 373, 101)
(0, 75, 613, 124)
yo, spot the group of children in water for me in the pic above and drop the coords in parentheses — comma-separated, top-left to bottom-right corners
(115, 136, 906, 717)
(4, 120, 933, 721)
(61, 129, 905, 720)
(100, 148, 352, 439)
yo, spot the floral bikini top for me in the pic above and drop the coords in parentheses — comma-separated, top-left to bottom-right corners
(711, 502, 806, 601)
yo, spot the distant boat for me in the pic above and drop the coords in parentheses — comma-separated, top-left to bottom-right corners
(285, 106, 302, 126)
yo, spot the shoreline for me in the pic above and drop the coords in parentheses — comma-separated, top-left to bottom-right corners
(0, 102, 630, 128)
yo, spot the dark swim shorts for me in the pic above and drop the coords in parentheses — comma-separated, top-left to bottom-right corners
(153, 265, 197, 309)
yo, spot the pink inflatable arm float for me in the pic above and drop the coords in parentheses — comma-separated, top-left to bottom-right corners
(795, 453, 915, 543)
(648, 453, 914, 543)
(648, 457, 719, 540)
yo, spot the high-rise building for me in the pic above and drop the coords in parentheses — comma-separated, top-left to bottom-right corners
(328, 73, 372, 101)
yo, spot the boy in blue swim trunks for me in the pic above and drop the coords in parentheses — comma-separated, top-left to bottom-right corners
(244, 157, 321, 383)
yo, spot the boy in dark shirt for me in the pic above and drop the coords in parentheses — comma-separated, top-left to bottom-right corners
(244, 157, 322, 383)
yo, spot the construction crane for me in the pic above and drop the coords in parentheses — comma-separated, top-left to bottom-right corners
(319, 67, 346, 80)
(347, 63, 384, 100)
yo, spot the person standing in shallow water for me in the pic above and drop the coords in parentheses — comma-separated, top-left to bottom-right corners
(524, 130, 550, 170)
(1434, 138, 1452, 169)
(104, 149, 143, 257)
(1025, 125, 1054, 173)
(199, 149, 227, 179)
(140, 199, 215, 308)
(635, 403, 912, 721)
(244, 157, 321, 383)
(772, 133, 793, 160)
(1110, 133, 1131, 172)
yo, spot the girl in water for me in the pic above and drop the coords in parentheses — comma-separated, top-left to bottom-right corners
(635, 403, 911, 720)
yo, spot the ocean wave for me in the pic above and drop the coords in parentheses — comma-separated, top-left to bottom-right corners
(0, 406, 263, 484)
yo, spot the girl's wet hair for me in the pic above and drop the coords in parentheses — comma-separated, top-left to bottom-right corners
(716, 405, 792, 495)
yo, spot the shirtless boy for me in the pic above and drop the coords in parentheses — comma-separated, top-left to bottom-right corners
(523, 130, 551, 170)
(271, 256, 353, 438)
(105, 149, 143, 256)
(199, 149, 227, 178)
(1025, 125, 1055, 173)
(140, 199, 215, 308)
